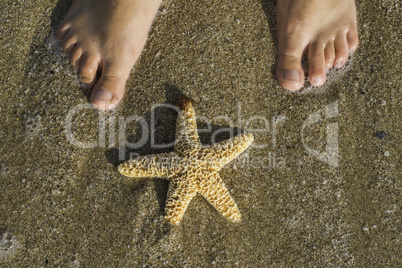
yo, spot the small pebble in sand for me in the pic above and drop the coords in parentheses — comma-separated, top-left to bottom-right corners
(375, 131, 386, 139)
(0, 162, 9, 174)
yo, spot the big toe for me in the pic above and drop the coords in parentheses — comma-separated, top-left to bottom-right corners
(276, 40, 305, 91)
(90, 61, 129, 111)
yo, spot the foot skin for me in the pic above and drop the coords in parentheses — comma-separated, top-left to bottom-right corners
(276, 0, 358, 90)
(57, 0, 161, 110)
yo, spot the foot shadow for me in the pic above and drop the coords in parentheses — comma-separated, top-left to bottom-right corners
(19, 0, 87, 116)
(50, 0, 73, 32)
(50, 0, 93, 99)
(260, 0, 278, 78)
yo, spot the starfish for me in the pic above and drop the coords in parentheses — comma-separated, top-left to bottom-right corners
(118, 97, 254, 225)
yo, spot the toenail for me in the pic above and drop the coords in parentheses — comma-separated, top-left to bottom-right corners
(80, 83, 90, 90)
(94, 101, 116, 111)
(283, 70, 301, 84)
(335, 60, 344, 68)
(93, 89, 113, 102)
(311, 77, 324, 86)
(79, 74, 93, 84)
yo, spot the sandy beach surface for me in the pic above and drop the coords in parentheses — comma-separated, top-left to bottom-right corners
(0, 0, 400, 266)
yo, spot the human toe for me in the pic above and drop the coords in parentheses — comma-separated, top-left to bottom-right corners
(70, 46, 83, 69)
(308, 42, 326, 87)
(334, 34, 349, 68)
(276, 34, 306, 91)
(276, 51, 305, 91)
(56, 22, 70, 41)
(324, 41, 335, 69)
(61, 31, 77, 54)
(347, 26, 359, 52)
(90, 78, 126, 111)
(79, 53, 99, 89)
(89, 61, 129, 111)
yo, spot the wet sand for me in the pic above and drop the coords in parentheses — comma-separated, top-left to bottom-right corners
(0, 0, 400, 266)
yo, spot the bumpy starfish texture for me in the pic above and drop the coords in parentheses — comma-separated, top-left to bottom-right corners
(118, 97, 254, 225)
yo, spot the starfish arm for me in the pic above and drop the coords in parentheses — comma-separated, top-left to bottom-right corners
(164, 175, 197, 225)
(200, 133, 254, 170)
(198, 172, 241, 223)
(118, 152, 178, 178)
(174, 98, 201, 156)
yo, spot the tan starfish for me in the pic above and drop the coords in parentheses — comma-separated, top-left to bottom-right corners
(118, 97, 254, 225)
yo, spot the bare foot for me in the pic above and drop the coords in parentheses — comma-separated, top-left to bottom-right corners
(276, 0, 358, 90)
(57, 0, 161, 110)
